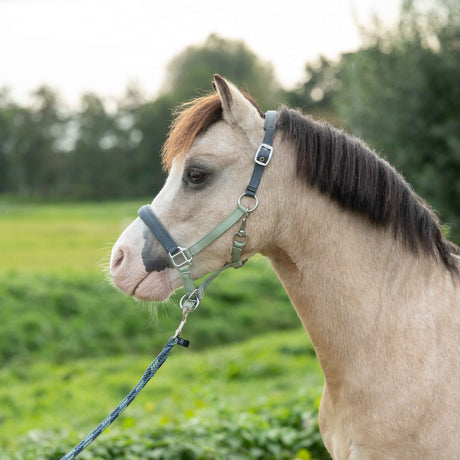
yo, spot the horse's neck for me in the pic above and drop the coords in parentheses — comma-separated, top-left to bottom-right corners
(263, 186, 447, 389)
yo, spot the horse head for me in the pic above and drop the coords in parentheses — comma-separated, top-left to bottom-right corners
(110, 75, 283, 301)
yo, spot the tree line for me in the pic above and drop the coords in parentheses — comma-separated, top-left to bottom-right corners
(0, 34, 281, 200)
(0, 0, 459, 242)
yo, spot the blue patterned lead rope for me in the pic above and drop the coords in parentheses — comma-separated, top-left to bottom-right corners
(61, 336, 180, 460)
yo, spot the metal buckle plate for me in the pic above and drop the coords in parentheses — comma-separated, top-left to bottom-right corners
(170, 247, 192, 267)
(254, 143, 273, 166)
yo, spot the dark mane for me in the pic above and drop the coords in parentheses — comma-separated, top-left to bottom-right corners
(276, 106, 459, 274)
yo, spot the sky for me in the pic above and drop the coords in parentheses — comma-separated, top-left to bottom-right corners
(0, 0, 401, 107)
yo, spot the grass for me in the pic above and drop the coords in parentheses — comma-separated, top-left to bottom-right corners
(0, 259, 301, 365)
(0, 198, 145, 273)
(0, 198, 328, 459)
(0, 329, 326, 459)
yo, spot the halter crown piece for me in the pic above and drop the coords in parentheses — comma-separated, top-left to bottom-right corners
(138, 111, 277, 337)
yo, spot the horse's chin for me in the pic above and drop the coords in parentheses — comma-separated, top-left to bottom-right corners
(133, 269, 176, 302)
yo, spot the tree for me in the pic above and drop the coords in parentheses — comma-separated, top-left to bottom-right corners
(126, 94, 174, 195)
(0, 86, 65, 195)
(282, 56, 343, 124)
(162, 34, 280, 109)
(0, 88, 14, 192)
(335, 0, 460, 242)
(69, 92, 134, 199)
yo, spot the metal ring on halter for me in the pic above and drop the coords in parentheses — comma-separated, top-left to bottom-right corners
(238, 193, 258, 212)
(180, 289, 201, 312)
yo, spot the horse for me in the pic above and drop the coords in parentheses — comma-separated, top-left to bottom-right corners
(110, 75, 460, 459)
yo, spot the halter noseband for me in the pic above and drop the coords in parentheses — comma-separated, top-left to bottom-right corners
(138, 111, 277, 333)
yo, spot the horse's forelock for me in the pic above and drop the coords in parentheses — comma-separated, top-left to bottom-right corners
(161, 91, 264, 171)
(161, 94, 223, 171)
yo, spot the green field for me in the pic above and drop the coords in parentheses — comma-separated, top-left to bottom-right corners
(0, 199, 327, 459)
(0, 199, 144, 273)
(1, 330, 326, 459)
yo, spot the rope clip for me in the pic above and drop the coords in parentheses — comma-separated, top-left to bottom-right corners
(174, 310, 189, 339)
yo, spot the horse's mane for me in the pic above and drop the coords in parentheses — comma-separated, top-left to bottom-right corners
(277, 106, 459, 274)
(161, 94, 459, 273)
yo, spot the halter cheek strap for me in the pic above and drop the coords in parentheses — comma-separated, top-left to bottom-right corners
(138, 110, 277, 323)
(246, 110, 276, 197)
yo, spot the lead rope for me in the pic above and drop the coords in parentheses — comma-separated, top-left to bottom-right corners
(60, 331, 189, 460)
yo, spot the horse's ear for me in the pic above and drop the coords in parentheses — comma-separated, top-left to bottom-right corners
(213, 74, 264, 148)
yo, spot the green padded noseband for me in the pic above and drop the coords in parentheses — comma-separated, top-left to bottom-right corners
(138, 110, 277, 320)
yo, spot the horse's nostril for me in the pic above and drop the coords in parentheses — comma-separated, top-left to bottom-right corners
(111, 249, 125, 271)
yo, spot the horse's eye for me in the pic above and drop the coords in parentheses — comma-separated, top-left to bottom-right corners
(185, 167, 208, 184)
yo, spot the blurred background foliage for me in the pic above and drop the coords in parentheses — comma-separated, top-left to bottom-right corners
(0, 0, 458, 241)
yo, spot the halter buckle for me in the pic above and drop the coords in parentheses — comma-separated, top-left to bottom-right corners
(255, 143, 273, 166)
(170, 247, 192, 268)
